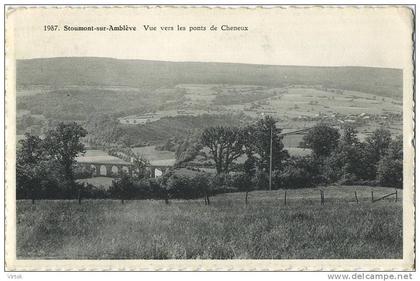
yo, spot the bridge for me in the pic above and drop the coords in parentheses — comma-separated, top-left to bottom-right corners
(280, 127, 313, 136)
(77, 161, 172, 178)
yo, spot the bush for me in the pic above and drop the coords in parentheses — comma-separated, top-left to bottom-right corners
(255, 170, 269, 190)
(81, 183, 110, 199)
(165, 173, 206, 199)
(74, 166, 94, 179)
(274, 167, 314, 189)
(109, 174, 137, 202)
(230, 172, 253, 191)
(211, 173, 232, 188)
(377, 159, 403, 188)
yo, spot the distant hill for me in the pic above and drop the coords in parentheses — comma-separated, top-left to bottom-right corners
(17, 57, 402, 98)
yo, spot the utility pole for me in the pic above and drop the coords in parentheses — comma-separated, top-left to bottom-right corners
(269, 125, 273, 191)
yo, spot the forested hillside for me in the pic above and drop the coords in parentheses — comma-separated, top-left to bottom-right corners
(17, 57, 402, 98)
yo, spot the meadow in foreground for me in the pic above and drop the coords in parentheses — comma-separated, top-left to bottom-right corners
(16, 186, 402, 259)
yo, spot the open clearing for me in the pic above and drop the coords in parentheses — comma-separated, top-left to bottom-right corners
(76, 150, 128, 164)
(132, 146, 176, 166)
(17, 186, 402, 259)
(76, 177, 114, 189)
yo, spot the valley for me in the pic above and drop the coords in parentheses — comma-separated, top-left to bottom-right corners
(16, 57, 403, 166)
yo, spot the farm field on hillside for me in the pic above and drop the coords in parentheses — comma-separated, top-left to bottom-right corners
(17, 186, 402, 259)
(76, 150, 128, 164)
(132, 146, 176, 166)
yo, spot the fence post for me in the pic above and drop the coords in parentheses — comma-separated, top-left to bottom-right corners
(78, 186, 82, 205)
(354, 191, 359, 204)
(284, 190, 287, 205)
(395, 189, 398, 202)
(320, 190, 324, 205)
(320, 190, 322, 205)
(371, 191, 374, 203)
(245, 191, 249, 205)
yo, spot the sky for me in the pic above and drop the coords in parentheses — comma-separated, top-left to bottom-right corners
(7, 6, 413, 69)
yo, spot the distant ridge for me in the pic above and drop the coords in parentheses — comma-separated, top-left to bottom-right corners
(17, 57, 402, 98)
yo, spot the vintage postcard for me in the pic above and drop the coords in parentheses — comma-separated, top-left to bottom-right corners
(4, 5, 415, 271)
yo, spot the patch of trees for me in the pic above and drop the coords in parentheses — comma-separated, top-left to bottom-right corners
(85, 113, 247, 148)
(213, 91, 276, 105)
(109, 170, 246, 204)
(17, 117, 403, 204)
(18, 58, 402, 99)
(301, 124, 403, 188)
(155, 134, 204, 165)
(16, 122, 87, 201)
(201, 116, 289, 174)
(200, 117, 402, 191)
(16, 88, 157, 122)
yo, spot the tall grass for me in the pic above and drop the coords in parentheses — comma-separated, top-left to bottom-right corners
(16, 187, 402, 259)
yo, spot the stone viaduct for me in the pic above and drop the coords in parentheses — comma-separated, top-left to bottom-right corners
(77, 161, 171, 178)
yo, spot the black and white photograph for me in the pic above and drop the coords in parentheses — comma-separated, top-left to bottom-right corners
(4, 5, 415, 271)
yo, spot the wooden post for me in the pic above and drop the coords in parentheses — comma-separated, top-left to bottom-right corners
(284, 190, 287, 205)
(78, 185, 82, 205)
(245, 191, 249, 205)
(395, 189, 398, 202)
(371, 191, 374, 203)
(207, 195, 211, 205)
(31, 187, 35, 205)
(354, 191, 359, 204)
(269, 126, 273, 191)
(320, 190, 322, 205)
(320, 190, 324, 205)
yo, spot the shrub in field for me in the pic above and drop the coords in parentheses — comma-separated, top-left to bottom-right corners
(148, 177, 165, 198)
(109, 174, 137, 204)
(274, 166, 314, 190)
(254, 155, 325, 190)
(230, 172, 254, 204)
(191, 172, 212, 204)
(255, 169, 269, 190)
(377, 136, 403, 189)
(81, 183, 110, 199)
(230, 172, 253, 191)
(210, 173, 232, 188)
(165, 174, 202, 199)
(377, 158, 403, 188)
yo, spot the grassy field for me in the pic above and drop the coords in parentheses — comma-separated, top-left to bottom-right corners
(132, 146, 176, 166)
(76, 177, 114, 190)
(16, 186, 402, 260)
(76, 150, 128, 164)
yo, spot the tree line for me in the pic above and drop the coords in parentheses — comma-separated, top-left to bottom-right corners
(16, 117, 403, 204)
(16, 122, 87, 201)
(199, 117, 403, 190)
(110, 116, 402, 204)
